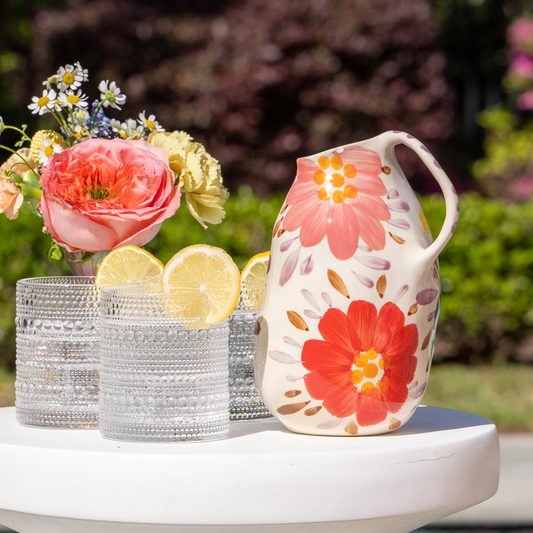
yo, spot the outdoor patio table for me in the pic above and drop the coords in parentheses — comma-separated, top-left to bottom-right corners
(0, 405, 499, 533)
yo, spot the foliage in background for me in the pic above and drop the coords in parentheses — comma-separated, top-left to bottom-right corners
(422, 192, 533, 363)
(472, 9, 533, 201)
(0, 187, 283, 368)
(472, 106, 533, 200)
(3, 189, 533, 367)
(18, 0, 454, 196)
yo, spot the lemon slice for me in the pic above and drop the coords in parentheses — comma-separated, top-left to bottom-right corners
(162, 244, 240, 325)
(240, 251, 270, 310)
(95, 245, 164, 287)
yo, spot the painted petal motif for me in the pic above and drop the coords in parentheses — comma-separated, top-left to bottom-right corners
(283, 146, 390, 260)
(302, 300, 418, 427)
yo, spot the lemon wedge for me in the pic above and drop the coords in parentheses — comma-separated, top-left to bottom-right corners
(162, 244, 240, 325)
(95, 246, 163, 287)
(240, 251, 270, 310)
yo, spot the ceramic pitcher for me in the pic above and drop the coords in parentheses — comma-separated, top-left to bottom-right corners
(255, 131, 459, 436)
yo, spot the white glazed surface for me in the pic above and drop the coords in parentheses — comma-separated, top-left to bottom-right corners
(256, 131, 459, 436)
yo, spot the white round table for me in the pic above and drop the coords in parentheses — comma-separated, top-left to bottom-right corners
(0, 406, 499, 533)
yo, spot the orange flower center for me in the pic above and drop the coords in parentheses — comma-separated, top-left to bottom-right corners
(351, 347, 385, 396)
(314, 155, 358, 203)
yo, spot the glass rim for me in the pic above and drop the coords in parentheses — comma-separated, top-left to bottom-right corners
(17, 275, 96, 287)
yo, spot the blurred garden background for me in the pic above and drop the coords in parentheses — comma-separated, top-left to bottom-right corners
(1, 0, 533, 431)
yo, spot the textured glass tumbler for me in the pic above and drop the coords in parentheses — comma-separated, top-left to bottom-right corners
(15, 276, 100, 429)
(99, 287, 230, 442)
(228, 279, 272, 420)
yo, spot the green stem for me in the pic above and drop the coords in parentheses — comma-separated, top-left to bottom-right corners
(3, 125, 31, 142)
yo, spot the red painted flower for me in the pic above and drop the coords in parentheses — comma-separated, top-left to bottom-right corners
(302, 300, 418, 427)
(282, 146, 390, 260)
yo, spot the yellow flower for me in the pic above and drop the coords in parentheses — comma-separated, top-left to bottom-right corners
(0, 177, 23, 220)
(148, 131, 229, 228)
(0, 148, 38, 182)
(30, 130, 67, 166)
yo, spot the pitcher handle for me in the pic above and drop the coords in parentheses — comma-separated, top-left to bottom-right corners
(382, 131, 459, 262)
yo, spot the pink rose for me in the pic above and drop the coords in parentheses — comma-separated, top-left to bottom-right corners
(40, 138, 181, 252)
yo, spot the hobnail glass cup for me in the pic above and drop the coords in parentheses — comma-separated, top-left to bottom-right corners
(228, 277, 272, 420)
(15, 276, 100, 429)
(99, 285, 230, 442)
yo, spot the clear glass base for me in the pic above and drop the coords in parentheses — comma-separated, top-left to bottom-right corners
(228, 307, 272, 420)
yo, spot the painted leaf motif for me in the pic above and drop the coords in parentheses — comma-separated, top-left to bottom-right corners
(393, 285, 409, 303)
(280, 236, 299, 252)
(300, 254, 314, 275)
(416, 289, 439, 305)
(304, 406, 322, 416)
(286, 375, 304, 382)
(304, 309, 322, 320)
(387, 188, 399, 199)
(269, 350, 300, 364)
(321, 292, 333, 308)
(389, 418, 402, 430)
(302, 289, 320, 311)
(284, 390, 302, 398)
(421, 330, 433, 350)
(356, 243, 372, 253)
(279, 246, 301, 287)
(353, 271, 374, 288)
(409, 382, 427, 399)
(277, 401, 310, 415)
(389, 233, 405, 244)
(354, 256, 391, 270)
(317, 418, 344, 430)
(273, 217, 283, 237)
(287, 310, 309, 331)
(408, 303, 418, 315)
(327, 269, 350, 298)
(388, 201, 410, 213)
(377, 275, 387, 298)
(387, 219, 410, 230)
(345, 420, 358, 435)
(283, 336, 302, 349)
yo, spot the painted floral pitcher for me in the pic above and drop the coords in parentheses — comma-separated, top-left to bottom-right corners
(255, 131, 459, 436)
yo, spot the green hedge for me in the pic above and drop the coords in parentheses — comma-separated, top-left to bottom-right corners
(1, 189, 533, 366)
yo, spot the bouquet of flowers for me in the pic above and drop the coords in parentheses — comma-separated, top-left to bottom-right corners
(0, 62, 228, 261)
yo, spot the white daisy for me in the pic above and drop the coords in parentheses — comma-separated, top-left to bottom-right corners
(28, 89, 60, 115)
(138, 111, 164, 132)
(37, 137, 63, 167)
(118, 118, 143, 138)
(74, 61, 89, 82)
(58, 89, 88, 109)
(56, 64, 85, 92)
(42, 74, 58, 89)
(71, 124, 91, 140)
(98, 80, 127, 110)
(69, 109, 91, 127)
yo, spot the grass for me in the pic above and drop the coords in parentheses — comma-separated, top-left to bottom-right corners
(0, 365, 15, 408)
(1, 362, 532, 432)
(423, 362, 533, 432)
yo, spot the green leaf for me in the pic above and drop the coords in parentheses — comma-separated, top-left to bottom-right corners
(9, 172, 22, 184)
(27, 170, 41, 187)
(48, 242, 63, 261)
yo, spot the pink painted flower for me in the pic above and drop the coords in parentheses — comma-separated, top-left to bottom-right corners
(39, 138, 181, 252)
(282, 146, 390, 260)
